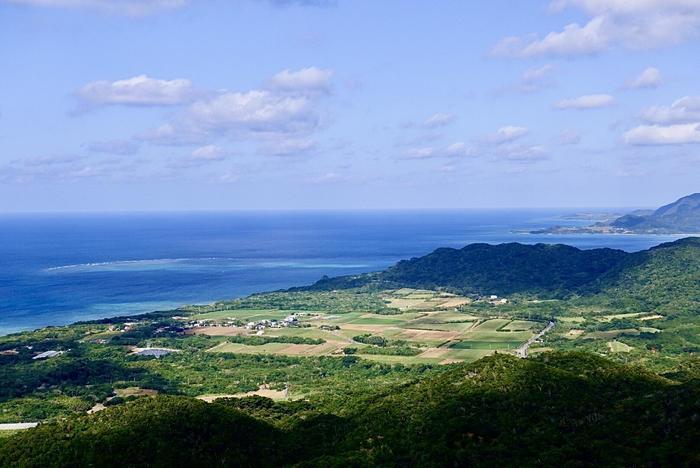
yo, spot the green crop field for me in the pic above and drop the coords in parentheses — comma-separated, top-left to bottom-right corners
(500, 320, 540, 331)
(450, 340, 522, 350)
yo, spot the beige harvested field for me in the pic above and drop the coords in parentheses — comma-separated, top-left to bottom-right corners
(115, 387, 159, 398)
(382, 289, 471, 311)
(277, 342, 346, 356)
(601, 313, 642, 321)
(190, 326, 248, 336)
(639, 314, 664, 321)
(384, 298, 432, 310)
(198, 385, 288, 402)
(434, 298, 471, 308)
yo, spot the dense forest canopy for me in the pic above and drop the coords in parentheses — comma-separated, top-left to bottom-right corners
(1, 353, 698, 467)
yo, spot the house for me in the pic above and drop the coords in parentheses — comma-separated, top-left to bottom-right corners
(282, 315, 299, 326)
(32, 350, 63, 360)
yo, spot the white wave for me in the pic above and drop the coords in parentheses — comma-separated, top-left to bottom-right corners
(44, 257, 372, 273)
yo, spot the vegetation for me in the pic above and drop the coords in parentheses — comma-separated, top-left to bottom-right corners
(227, 335, 325, 346)
(1, 353, 698, 466)
(0, 237, 698, 465)
(307, 237, 700, 309)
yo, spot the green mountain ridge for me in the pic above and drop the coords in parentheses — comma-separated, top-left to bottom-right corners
(306, 237, 700, 311)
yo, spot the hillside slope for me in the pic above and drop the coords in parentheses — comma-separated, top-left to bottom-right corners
(307, 238, 700, 309)
(1, 353, 698, 467)
(591, 237, 700, 312)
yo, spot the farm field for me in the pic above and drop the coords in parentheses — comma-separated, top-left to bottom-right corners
(201, 289, 546, 363)
(607, 340, 634, 353)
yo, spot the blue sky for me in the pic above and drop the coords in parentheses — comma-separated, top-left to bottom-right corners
(1, 0, 699, 211)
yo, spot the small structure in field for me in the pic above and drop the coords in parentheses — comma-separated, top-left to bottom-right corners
(32, 350, 63, 360)
(131, 346, 179, 358)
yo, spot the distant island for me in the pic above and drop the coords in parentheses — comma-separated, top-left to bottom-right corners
(532, 192, 700, 234)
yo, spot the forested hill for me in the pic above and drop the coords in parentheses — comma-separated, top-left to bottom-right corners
(306, 237, 700, 303)
(1, 353, 698, 466)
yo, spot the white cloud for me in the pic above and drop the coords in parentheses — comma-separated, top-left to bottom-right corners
(493, 1, 700, 58)
(422, 113, 456, 129)
(493, 16, 609, 58)
(445, 142, 476, 157)
(191, 145, 225, 161)
(554, 94, 614, 109)
(558, 129, 582, 145)
(485, 126, 529, 143)
(626, 67, 662, 89)
(401, 130, 547, 163)
(403, 142, 477, 160)
(404, 147, 436, 159)
(77, 75, 194, 107)
(139, 68, 333, 149)
(87, 139, 139, 155)
(521, 64, 553, 83)
(624, 123, 700, 145)
(640, 96, 700, 123)
(520, 64, 555, 92)
(186, 90, 319, 135)
(269, 67, 333, 94)
(401, 112, 456, 130)
(494, 144, 548, 162)
(3, 0, 187, 16)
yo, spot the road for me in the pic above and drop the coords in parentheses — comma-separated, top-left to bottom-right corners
(515, 321, 555, 358)
(0, 423, 38, 430)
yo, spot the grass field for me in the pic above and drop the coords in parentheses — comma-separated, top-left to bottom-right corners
(450, 340, 522, 350)
(500, 320, 540, 331)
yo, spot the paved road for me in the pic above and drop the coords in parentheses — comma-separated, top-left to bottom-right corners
(516, 321, 555, 358)
(0, 423, 38, 430)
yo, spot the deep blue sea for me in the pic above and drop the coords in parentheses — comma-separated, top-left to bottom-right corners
(0, 210, 685, 335)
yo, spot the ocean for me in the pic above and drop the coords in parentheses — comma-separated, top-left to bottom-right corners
(0, 210, 685, 335)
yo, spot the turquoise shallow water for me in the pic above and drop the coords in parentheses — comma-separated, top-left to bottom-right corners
(0, 210, 684, 334)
